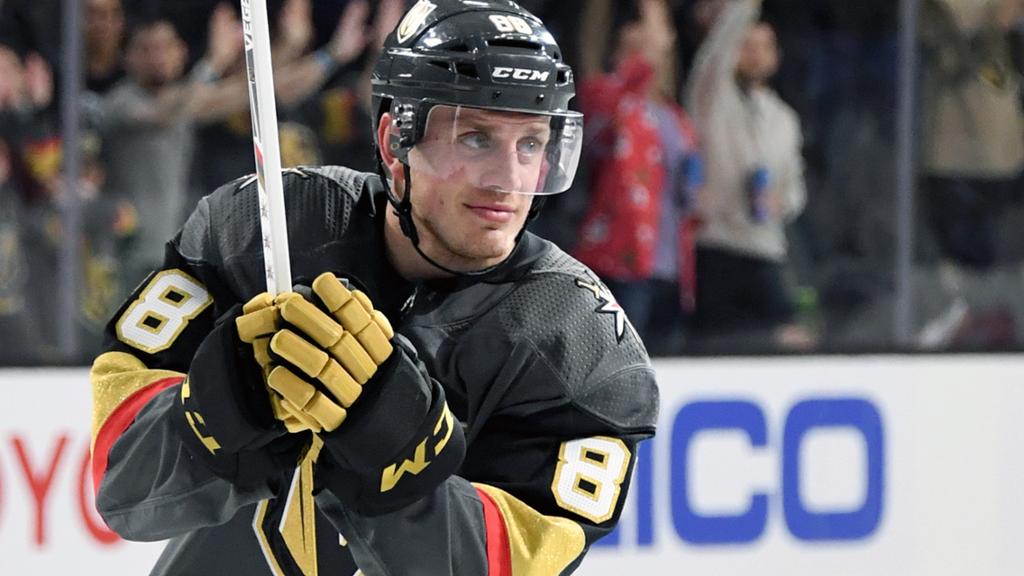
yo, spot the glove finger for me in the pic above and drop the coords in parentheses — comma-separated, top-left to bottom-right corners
(278, 397, 323, 433)
(282, 417, 312, 434)
(271, 329, 329, 379)
(372, 309, 394, 340)
(279, 295, 344, 349)
(355, 321, 393, 365)
(252, 337, 273, 370)
(268, 392, 294, 421)
(317, 358, 363, 407)
(273, 291, 302, 306)
(267, 365, 317, 409)
(336, 290, 373, 333)
(352, 289, 372, 311)
(313, 274, 373, 334)
(270, 393, 319, 433)
(312, 273, 352, 314)
(304, 392, 348, 432)
(236, 306, 280, 344)
(242, 292, 274, 314)
(328, 332, 377, 384)
(267, 367, 346, 431)
(352, 290, 374, 313)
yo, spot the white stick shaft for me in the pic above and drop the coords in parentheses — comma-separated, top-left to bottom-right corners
(241, 0, 292, 295)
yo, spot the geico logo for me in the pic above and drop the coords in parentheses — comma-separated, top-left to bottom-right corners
(595, 397, 885, 548)
(491, 67, 550, 81)
(0, 433, 120, 547)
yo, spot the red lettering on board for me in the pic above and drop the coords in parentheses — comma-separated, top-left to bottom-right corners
(12, 434, 69, 546)
(77, 445, 119, 545)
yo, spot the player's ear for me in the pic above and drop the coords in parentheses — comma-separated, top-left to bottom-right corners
(377, 113, 405, 195)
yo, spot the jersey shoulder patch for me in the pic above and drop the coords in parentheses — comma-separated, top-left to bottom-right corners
(572, 276, 632, 344)
(515, 242, 640, 349)
(496, 245, 658, 432)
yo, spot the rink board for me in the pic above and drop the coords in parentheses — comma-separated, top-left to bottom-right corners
(2, 356, 1022, 575)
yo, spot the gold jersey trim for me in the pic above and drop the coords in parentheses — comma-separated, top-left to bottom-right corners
(90, 351, 185, 451)
(473, 483, 586, 576)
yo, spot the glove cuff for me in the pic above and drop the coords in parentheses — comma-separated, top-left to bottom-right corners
(171, 381, 311, 492)
(170, 303, 294, 488)
(316, 337, 466, 515)
(169, 375, 239, 479)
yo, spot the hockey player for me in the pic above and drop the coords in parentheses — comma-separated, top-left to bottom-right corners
(89, 1, 659, 574)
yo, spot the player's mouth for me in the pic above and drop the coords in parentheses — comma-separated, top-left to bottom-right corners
(465, 203, 516, 224)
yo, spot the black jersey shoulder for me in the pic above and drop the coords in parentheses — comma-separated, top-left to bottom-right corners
(175, 166, 378, 264)
(170, 167, 410, 301)
(404, 234, 658, 434)
(490, 239, 658, 432)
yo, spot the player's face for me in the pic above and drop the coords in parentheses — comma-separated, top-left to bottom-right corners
(400, 107, 550, 271)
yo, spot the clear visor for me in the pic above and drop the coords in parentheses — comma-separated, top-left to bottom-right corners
(408, 105, 583, 196)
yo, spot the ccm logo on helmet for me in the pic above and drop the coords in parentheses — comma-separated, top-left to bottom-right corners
(492, 67, 551, 82)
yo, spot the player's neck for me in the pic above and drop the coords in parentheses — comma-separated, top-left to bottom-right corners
(383, 210, 453, 281)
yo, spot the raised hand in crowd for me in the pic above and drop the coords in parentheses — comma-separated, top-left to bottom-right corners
(693, 0, 733, 34)
(637, 0, 677, 63)
(22, 52, 53, 110)
(374, 0, 408, 50)
(327, 0, 407, 67)
(327, 0, 371, 67)
(994, 0, 1024, 30)
(0, 46, 51, 113)
(0, 46, 25, 111)
(206, 3, 244, 77)
(277, 0, 314, 62)
(272, 0, 402, 109)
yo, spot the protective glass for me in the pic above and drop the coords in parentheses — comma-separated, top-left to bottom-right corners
(409, 104, 583, 195)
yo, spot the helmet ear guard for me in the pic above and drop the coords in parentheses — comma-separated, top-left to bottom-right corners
(386, 102, 420, 162)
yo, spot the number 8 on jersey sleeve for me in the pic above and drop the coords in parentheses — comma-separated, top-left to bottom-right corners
(116, 270, 213, 354)
(551, 436, 631, 524)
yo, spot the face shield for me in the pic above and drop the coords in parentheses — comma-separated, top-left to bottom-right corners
(406, 104, 583, 196)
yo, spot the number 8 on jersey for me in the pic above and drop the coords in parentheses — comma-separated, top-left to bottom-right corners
(116, 270, 213, 354)
(551, 436, 631, 524)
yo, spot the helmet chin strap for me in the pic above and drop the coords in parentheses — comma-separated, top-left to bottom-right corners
(378, 159, 542, 279)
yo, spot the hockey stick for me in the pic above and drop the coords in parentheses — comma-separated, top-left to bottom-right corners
(240, 4, 314, 574)
(241, 0, 292, 296)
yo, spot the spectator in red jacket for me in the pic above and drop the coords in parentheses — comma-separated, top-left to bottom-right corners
(574, 0, 704, 355)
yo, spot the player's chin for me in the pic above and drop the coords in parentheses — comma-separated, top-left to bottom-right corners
(459, 230, 517, 260)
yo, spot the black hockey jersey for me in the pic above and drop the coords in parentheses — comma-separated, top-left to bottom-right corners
(90, 167, 659, 575)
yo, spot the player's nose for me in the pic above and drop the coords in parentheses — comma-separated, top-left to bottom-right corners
(476, 144, 524, 193)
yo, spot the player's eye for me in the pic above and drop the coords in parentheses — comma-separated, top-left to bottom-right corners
(458, 132, 490, 150)
(517, 136, 547, 155)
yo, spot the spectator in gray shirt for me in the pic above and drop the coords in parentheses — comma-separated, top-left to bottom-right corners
(93, 7, 244, 285)
(685, 0, 813, 350)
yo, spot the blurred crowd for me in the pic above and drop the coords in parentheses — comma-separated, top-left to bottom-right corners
(1, 0, 1023, 364)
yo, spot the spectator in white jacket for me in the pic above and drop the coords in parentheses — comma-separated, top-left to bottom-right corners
(685, 0, 812, 349)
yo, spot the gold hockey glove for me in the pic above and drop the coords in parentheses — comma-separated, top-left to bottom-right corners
(173, 302, 308, 490)
(235, 292, 317, 433)
(262, 273, 395, 433)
